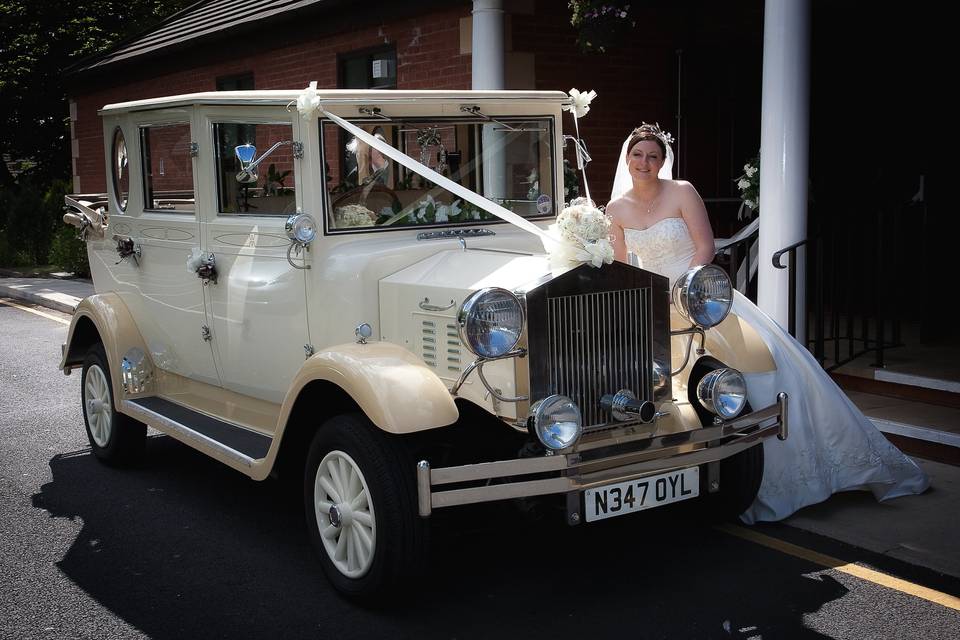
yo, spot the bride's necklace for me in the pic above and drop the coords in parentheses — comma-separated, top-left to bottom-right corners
(634, 185, 662, 215)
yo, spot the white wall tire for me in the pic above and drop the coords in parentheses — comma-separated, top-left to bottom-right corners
(304, 413, 427, 600)
(313, 450, 377, 578)
(81, 344, 146, 465)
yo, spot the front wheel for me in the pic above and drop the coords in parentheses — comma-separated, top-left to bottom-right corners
(81, 343, 146, 465)
(705, 443, 764, 519)
(304, 414, 427, 599)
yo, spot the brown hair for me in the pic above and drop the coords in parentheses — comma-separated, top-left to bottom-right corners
(627, 123, 668, 157)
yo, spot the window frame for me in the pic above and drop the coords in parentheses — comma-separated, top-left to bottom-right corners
(210, 114, 300, 218)
(139, 120, 196, 215)
(337, 45, 397, 90)
(111, 126, 129, 213)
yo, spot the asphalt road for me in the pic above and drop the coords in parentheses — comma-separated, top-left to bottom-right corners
(2, 299, 959, 640)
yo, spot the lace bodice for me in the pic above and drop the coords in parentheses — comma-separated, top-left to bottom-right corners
(623, 217, 696, 286)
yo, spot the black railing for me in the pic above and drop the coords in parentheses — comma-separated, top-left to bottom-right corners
(771, 202, 908, 370)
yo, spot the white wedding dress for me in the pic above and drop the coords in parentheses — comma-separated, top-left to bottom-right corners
(625, 217, 930, 523)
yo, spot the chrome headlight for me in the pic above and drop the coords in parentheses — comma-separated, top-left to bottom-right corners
(696, 367, 747, 420)
(531, 395, 582, 450)
(457, 287, 524, 358)
(285, 212, 317, 245)
(672, 265, 733, 328)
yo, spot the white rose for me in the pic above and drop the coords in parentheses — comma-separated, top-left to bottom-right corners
(563, 88, 597, 119)
(737, 178, 751, 190)
(745, 165, 757, 177)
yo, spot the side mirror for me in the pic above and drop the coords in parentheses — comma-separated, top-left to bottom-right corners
(235, 144, 258, 183)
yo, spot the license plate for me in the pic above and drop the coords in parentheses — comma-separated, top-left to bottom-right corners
(584, 467, 700, 522)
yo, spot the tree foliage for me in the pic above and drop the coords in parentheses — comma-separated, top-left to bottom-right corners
(0, 1, 193, 184)
(0, 1, 191, 268)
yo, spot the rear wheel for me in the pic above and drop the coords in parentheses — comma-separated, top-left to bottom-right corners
(81, 343, 146, 465)
(304, 413, 427, 599)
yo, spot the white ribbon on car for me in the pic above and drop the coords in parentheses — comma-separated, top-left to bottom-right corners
(317, 107, 556, 246)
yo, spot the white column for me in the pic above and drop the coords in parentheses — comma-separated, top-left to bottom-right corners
(472, 0, 504, 90)
(472, 0, 507, 205)
(758, 0, 810, 339)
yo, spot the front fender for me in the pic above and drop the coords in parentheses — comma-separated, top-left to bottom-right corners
(278, 341, 459, 435)
(670, 306, 775, 375)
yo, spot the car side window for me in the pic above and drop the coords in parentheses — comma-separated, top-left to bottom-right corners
(140, 122, 195, 213)
(213, 122, 297, 215)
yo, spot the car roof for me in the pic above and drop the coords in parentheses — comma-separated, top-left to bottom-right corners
(99, 89, 571, 114)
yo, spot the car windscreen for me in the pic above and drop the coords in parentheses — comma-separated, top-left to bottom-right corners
(321, 117, 555, 232)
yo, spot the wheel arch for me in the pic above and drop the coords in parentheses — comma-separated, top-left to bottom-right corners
(61, 293, 151, 411)
(256, 341, 459, 482)
(268, 379, 361, 485)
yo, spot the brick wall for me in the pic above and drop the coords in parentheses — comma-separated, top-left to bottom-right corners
(69, 0, 763, 237)
(513, 0, 764, 234)
(70, 5, 471, 194)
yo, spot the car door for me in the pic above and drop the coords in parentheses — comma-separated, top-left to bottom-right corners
(196, 106, 311, 405)
(108, 110, 221, 386)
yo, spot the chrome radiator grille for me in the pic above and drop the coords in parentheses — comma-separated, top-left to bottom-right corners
(546, 288, 652, 427)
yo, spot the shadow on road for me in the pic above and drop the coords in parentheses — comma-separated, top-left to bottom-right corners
(33, 435, 845, 639)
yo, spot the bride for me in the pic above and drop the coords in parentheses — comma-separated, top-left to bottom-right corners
(607, 124, 929, 523)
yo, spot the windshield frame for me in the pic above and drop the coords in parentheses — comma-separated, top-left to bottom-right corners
(319, 114, 558, 236)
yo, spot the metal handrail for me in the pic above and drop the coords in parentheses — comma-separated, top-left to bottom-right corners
(772, 238, 808, 348)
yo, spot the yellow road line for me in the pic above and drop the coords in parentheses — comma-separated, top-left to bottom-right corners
(716, 523, 960, 611)
(0, 298, 70, 325)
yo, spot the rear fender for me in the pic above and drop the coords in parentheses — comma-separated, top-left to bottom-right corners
(60, 293, 151, 408)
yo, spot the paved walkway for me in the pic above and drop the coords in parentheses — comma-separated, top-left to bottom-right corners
(0, 276, 92, 315)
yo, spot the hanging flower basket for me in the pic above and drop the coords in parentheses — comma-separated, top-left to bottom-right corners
(569, 2, 636, 53)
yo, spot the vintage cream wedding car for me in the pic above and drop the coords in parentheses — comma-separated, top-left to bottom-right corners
(60, 88, 786, 598)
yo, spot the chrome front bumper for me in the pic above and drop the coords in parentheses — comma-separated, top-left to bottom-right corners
(416, 392, 787, 518)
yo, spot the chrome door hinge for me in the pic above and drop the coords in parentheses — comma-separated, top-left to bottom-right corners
(304, 344, 315, 359)
(292, 142, 304, 159)
(201, 325, 212, 342)
(189, 142, 199, 157)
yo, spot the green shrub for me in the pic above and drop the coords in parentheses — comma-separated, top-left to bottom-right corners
(48, 224, 90, 277)
(0, 176, 69, 267)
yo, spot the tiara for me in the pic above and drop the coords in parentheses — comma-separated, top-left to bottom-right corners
(632, 122, 675, 146)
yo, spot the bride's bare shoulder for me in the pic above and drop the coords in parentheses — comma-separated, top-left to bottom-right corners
(666, 179, 700, 196)
(605, 195, 633, 221)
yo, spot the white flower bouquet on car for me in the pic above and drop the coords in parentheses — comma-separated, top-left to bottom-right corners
(545, 197, 614, 269)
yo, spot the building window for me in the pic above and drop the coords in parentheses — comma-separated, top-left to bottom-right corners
(338, 47, 397, 89)
(216, 73, 254, 91)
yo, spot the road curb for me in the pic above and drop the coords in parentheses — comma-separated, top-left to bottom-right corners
(0, 285, 79, 315)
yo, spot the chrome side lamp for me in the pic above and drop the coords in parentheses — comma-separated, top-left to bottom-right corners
(285, 211, 317, 270)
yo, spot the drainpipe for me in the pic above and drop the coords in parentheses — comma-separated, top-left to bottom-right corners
(758, 0, 810, 340)
(472, 0, 506, 207)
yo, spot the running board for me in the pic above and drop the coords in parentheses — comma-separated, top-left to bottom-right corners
(123, 397, 272, 468)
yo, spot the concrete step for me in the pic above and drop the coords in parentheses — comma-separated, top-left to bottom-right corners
(839, 384, 960, 465)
